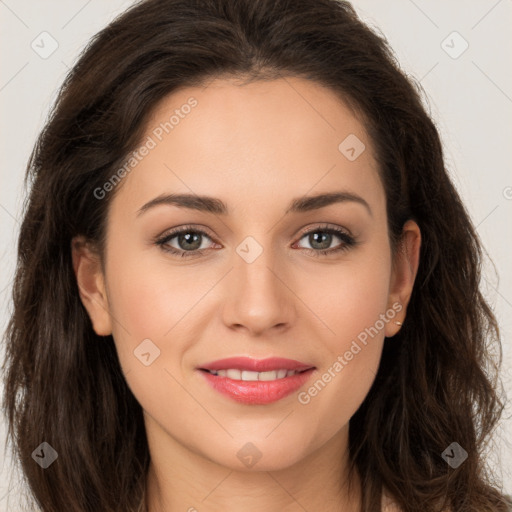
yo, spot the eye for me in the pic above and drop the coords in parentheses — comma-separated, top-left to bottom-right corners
(293, 224, 356, 257)
(155, 225, 216, 258)
(155, 224, 356, 258)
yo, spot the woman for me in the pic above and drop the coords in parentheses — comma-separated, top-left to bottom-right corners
(2, 0, 510, 510)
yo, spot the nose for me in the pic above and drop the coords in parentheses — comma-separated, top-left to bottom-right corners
(221, 241, 296, 337)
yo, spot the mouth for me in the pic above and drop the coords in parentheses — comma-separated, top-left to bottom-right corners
(197, 357, 316, 405)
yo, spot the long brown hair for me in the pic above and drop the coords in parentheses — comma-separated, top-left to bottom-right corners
(2, 0, 509, 511)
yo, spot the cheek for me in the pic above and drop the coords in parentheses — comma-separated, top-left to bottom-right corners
(102, 237, 187, 381)
(298, 240, 392, 420)
(105, 242, 205, 339)
(104, 248, 199, 415)
(310, 239, 392, 345)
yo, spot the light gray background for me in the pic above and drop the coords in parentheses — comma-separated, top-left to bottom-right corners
(1, 1, 511, 510)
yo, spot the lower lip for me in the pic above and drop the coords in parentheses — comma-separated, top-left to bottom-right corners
(198, 368, 316, 405)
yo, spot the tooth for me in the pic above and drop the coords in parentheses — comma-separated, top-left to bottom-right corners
(258, 370, 278, 381)
(241, 370, 259, 381)
(226, 369, 242, 380)
(215, 369, 300, 381)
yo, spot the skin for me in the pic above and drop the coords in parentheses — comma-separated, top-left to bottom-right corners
(72, 76, 421, 512)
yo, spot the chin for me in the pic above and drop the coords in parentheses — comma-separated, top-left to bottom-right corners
(204, 437, 313, 473)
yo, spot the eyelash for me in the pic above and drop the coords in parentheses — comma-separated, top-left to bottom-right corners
(154, 224, 357, 259)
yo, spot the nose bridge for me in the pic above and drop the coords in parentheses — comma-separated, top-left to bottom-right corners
(234, 232, 283, 300)
(223, 231, 295, 334)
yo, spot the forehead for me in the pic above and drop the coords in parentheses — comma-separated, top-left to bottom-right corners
(111, 76, 384, 219)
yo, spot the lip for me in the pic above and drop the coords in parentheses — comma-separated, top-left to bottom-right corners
(197, 357, 316, 405)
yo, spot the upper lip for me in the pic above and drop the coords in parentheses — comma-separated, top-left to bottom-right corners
(199, 357, 315, 373)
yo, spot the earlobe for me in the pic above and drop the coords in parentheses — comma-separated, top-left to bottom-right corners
(385, 220, 421, 337)
(71, 236, 112, 336)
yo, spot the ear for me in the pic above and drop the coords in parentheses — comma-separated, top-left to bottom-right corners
(385, 219, 421, 337)
(71, 236, 112, 336)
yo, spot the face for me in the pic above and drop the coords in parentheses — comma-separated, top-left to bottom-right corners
(74, 76, 420, 473)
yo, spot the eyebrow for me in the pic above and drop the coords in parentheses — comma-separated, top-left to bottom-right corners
(136, 191, 372, 217)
